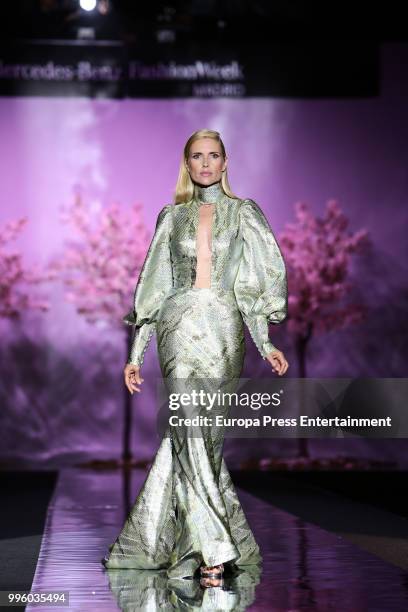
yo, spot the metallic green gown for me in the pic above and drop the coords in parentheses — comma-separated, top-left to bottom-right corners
(103, 181, 287, 579)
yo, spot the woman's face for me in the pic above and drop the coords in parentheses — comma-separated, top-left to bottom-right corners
(185, 137, 227, 187)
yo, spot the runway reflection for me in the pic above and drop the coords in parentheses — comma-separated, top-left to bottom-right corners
(105, 564, 261, 611)
(26, 467, 408, 611)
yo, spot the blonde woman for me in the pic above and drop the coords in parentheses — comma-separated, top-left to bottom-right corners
(102, 129, 289, 586)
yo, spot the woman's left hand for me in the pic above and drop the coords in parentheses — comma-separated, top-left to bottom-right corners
(265, 348, 289, 376)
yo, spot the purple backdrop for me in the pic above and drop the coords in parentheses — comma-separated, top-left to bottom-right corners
(1, 43, 407, 468)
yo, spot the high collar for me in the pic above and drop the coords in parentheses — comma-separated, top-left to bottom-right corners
(194, 181, 225, 205)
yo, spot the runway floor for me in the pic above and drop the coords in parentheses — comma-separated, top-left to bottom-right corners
(16, 466, 408, 611)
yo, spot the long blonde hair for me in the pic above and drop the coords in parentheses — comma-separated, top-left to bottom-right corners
(173, 129, 239, 204)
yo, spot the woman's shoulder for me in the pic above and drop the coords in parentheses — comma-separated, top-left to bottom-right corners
(238, 197, 267, 216)
(239, 197, 262, 208)
(154, 204, 175, 227)
(238, 198, 272, 229)
(162, 200, 192, 212)
(159, 202, 187, 215)
(156, 202, 189, 226)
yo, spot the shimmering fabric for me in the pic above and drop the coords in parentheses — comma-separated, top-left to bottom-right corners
(102, 181, 288, 579)
(106, 565, 261, 610)
(124, 181, 288, 365)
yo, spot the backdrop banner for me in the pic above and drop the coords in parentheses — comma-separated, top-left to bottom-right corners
(0, 41, 378, 98)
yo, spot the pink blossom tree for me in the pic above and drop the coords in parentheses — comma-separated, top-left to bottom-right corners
(50, 193, 150, 467)
(50, 193, 150, 328)
(280, 199, 370, 377)
(278, 199, 370, 459)
(0, 217, 50, 321)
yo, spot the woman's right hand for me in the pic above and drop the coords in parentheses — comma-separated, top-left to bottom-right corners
(124, 363, 144, 395)
(265, 348, 289, 376)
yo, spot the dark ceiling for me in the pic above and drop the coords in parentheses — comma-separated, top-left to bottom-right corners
(1, 0, 407, 44)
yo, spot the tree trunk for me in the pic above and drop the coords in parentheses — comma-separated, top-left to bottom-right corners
(295, 325, 312, 458)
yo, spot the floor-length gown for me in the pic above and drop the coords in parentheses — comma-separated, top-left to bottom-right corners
(102, 180, 288, 580)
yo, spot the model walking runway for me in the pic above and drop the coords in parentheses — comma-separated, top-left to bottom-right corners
(102, 174, 287, 577)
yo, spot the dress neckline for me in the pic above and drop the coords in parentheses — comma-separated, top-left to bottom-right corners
(194, 181, 225, 205)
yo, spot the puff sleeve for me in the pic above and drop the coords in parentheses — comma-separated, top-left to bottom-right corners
(233, 199, 288, 360)
(123, 205, 173, 367)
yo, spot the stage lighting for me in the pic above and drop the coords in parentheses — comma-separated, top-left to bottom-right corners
(77, 27, 95, 39)
(79, 0, 97, 11)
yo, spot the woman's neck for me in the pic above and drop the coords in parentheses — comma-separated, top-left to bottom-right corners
(195, 181, 224, 204)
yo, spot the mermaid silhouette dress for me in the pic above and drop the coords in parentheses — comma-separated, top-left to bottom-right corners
(102, 181, 288, 579)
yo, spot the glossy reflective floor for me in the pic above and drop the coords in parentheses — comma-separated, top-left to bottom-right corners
(26, 467, 408, 611)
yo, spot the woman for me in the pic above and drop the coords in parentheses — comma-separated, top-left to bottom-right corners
(102, 129, 289, 586)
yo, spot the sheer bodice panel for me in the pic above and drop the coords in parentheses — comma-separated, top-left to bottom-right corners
(193, 203, 214, 288)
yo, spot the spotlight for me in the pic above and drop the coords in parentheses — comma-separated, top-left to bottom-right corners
(79, 0, 97, 11)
